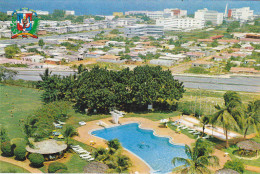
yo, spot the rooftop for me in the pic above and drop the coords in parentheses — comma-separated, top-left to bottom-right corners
(26, 139, 67, 155)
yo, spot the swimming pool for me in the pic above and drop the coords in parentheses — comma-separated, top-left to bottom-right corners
(91, 123, 188, 173)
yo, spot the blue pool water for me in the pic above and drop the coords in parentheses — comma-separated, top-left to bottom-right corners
(91, 123, 188, 173)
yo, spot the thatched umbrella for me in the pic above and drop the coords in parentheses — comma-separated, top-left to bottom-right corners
(237, 140, 260, 157)
(215, 168, 239, 174)
(84, 161, 109, 173)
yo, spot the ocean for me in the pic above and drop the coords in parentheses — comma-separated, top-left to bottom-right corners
(0, 0, 259, 16)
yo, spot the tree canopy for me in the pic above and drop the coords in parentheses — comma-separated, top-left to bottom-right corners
(37, 66, 185, 113)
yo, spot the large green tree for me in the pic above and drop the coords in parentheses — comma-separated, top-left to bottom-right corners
(4, 44, 21, 58)
(38, 66, 184, 113)
(212, 91, 243, 147)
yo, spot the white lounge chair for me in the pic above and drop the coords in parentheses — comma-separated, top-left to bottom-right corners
(75, 150, 89, 154)
(79, 121, 86, 126)
(181, 126, 188, 130)
(87, 157, 95, 161)
(71, 145, 80, 148)
(79, 154, 92, 158)
(202, 135, 210, 139)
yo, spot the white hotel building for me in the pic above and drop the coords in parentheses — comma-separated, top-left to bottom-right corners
(228, 7, 254, 22)
(156, 17, 204, 31)
(194, 8, 223, 25)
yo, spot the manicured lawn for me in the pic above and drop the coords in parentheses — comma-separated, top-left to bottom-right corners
(64, 154, 88, 173)
(0, 84, 42, 139)
(224, 145, 260, 168)
(0, 161, 30, 173)
(125, 111, 181, 121)
(244, 170, 259, 174)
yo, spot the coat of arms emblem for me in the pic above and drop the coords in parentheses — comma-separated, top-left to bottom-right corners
(10, 8, 39, 39)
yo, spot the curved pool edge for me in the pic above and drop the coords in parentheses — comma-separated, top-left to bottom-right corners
(88, 121, 187, 174)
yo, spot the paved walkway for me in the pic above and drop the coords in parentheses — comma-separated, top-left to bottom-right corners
(75, 117, 230, 173)
(245, 165, 260, 173)
(0, 156, 42, 173)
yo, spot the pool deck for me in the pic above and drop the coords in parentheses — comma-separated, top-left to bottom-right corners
(74, 117, 231, 173)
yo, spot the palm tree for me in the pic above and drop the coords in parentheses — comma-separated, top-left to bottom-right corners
(172, 139, 219, 174)
(198, 116, 210, 137)
(243, 100, 260, 139)
(114, 155, 132, 173)
(211, 91, 243, 148)
(63, 125, 78, 144)
(107, 139, 122, 155)
(93, 147, 110, 162)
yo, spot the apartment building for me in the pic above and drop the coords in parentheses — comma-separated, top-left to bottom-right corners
(156, 17, 204, 31)
(36, 10, 49, 15)
(125, 24, 164, 37)
(146, 11, 164, 20)
(228, 7, 254, 21)
(195, 8, 223, 25)
(164, 9, 187, 18)
(65, 10, 75, 15)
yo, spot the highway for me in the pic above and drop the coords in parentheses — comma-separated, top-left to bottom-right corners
(13, 70, 260, 92)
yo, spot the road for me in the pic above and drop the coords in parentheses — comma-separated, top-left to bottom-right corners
(13, 70, 260, 92)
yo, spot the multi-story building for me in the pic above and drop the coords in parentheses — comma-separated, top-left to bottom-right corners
(146, 11, 164, 20)
(228, 7, 254, 21)
(113, 12, 124, 17)
(6, 11, 13, 15)
(36, 10, 49, 15)
(65, 10, 75, 15)
(164, 9, 187, 18)
(124, 24, 164, 37)
(125, 11, 148, 16)
(156, 17, 204, 31)
(195, 8, 223, 25)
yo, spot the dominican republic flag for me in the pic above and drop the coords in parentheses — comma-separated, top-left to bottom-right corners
(17, 11, 33, 31)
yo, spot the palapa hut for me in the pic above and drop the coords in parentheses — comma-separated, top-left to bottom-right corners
(84, 161, 109, 173)
(215, 169, 239, 174)
(26, 139, 67, 161)
(236, 140, 260, 157)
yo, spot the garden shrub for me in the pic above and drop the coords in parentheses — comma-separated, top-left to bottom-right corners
(1, 141, 14, 157)
(14, 146, 27, 160)
(55, 169, 68, 173)
(28, 153, 44, 167)
(224, 159, 245, 174)
(48, 162, 68, 173)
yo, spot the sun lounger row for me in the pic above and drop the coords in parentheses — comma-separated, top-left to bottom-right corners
(70, 145, 94, 162)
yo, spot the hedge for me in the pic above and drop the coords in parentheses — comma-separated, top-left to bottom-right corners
(14, 146, 27, 160)
(48, 162, 68, 173)
(28, 153, 44, 167)
(1, 141, 13, 157)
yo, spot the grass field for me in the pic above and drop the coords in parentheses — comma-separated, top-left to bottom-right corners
(0, 161, 30, 173)
(0, 84, 43, 139)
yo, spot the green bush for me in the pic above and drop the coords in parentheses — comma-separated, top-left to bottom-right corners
(14, 146, 27, 160)
(186, 67, 210, 74)
(48, 162, 68, 173)
(28, 153, 44, 167)
(1, 141, 14, 157)
(224, 159, 245, 174)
